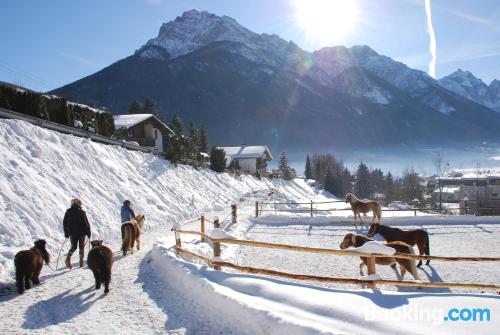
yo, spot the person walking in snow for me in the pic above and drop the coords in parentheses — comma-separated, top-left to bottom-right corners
(63, 198, 91, 269)
(121, 200, 136, 223)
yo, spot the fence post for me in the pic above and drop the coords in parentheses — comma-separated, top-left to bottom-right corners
(310, 200, 313, 218)
(213, 240, 221, 270)
(214, 217, 220, 229)
(414, 209, 417, 216)
(174, 231, 181, 250)
(231, 204, 237, 223)
(255, 201, 259, 218)
(200, 215, 205, 242)
(367, 255, 377, 289)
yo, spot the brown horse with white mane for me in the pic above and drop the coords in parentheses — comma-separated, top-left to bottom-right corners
(367, 222, 430, 267)
(345, 193, 382, 230)
(340, 233, 420, 281)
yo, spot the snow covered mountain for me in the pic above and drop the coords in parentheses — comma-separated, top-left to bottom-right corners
(439, 70, 500, 112)
(52, 9, 500, 150)
(135, 9, 306, 67)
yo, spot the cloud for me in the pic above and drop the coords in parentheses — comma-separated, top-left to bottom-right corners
(424, 0, 437, 78)
(397, 42, 500, 69)
(437, 5, 500, 31)
(144, 0, 162, 4)
(59, 52, 104, 69)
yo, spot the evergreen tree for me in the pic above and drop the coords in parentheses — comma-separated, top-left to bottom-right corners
(278, 151, 296, 180)
(354, 161, 372, 198)
(143, 97, 164, 120)
(324, 167, 336, 194)
(384, 172, 395, 203)
(186, 121, 199, 161)
(210, 146, 226, 173)
(166, 114, 185, 164)
(370, 168, 385, 195)
(128, 100, 143, 114)
(342, 167, 353, 195)
(304, 155, 312, 179)
(198, 124, 209, 154)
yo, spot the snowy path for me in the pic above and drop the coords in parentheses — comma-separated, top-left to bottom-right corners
(0, 229, 176, 334)
(0, 224, 251, 334)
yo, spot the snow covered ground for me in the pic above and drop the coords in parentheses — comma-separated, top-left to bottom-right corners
(1, 119, 499, 334)
(0, 119, 317, 280)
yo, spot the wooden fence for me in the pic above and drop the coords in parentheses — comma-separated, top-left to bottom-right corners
(254, 200, 462, 218)
(171, 212, 500, 292)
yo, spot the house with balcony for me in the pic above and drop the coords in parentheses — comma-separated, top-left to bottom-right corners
(218, 145, 273, 176)
(113, 114, 174, 152)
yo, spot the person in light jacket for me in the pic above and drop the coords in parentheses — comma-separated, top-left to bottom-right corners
(121, 200, 136, 223)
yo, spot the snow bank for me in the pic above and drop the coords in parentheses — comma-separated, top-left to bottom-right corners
(209, 228, 237, 240)
(347, 241, 396, 255)
(0, 119, 317, 280)
(152, 242, 500, 335)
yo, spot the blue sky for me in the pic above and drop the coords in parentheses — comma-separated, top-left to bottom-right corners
(1, 0, 499, 92)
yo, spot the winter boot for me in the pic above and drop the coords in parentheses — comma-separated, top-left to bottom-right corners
(65, 255, 72, 269)
(79, 256, 85, 268)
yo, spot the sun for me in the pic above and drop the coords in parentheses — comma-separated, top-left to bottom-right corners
(292, 0, 359, 45)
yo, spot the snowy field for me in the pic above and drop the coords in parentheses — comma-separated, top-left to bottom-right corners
(236, 215, 500, 292)
(153, 212, 500, 334)
(1, 119, 499, 334)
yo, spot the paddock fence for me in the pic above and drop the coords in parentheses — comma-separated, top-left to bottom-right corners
(254, 200, 474, 218)
(171, 205, 500, 292)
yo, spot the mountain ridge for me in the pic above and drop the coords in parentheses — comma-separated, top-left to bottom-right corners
(51, 9, 500, 150)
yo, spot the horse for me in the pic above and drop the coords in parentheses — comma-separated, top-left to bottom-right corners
(87, 240, 113, 294)
(367, 223, 430, 267)
(14, 239, 50, 294)
(121, 214, 146, 256)
(345, 193, 382, 230)
(339, 233, 420, 281)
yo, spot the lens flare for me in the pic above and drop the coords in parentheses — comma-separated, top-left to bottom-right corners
(292, 0, 359, 45)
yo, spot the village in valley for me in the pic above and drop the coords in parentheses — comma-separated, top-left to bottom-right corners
(1, 1, 499, 334)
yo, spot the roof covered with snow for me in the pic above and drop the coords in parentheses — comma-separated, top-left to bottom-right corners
(114, 114, 174, 134)
(218, 145, 273, 165)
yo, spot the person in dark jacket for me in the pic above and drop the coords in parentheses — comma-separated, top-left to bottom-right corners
(63, 198, 91, 269)
(120, 200, 136, 223)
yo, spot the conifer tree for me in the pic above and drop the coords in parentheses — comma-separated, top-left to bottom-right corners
(210, 146, 226, 173)
(354, 161, 372, 198)
(324, 167, 336, 194)
(278, 151, 296, 180)
(143, 97, 164, 120)
(128, 100, 143, 114)
(166, 114, 185, 164)
(198, 125, 209, 154)
(304, 155, 312, 179)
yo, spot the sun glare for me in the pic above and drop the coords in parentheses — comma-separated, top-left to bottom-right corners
(292, 0, 359, 45)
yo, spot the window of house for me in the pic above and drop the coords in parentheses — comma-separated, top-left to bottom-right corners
(154, 130, 158, 139)
(492, 193, 498, 197)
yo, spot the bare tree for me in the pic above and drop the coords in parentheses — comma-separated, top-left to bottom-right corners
(431, 152, 449, 210)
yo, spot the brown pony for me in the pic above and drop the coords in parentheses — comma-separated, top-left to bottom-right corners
(121, 214, 146, 256)
(340, 233, 420, 281)
(367, 223, 430, 267)
(14, 239, 50, 294)
(345, 193, 382, 229)
(87, 240, 113, 294)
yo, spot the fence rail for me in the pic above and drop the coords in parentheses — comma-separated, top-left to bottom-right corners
(255, 200, 430, 217)
(171, 208, 500, 291)
(0, 107, 167, 156)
